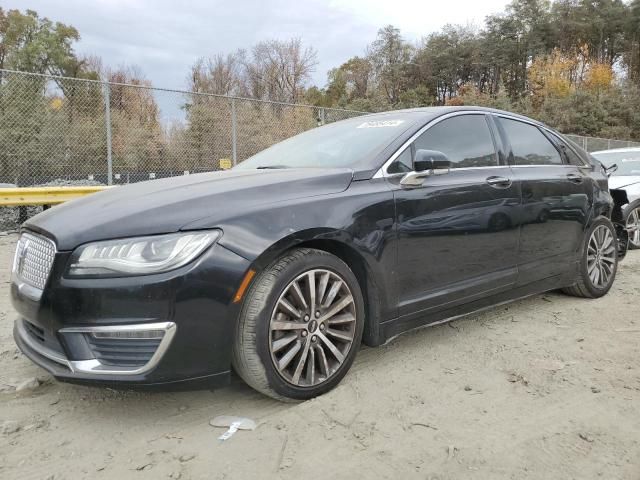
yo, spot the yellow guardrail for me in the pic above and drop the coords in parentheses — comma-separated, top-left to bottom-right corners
(0, 186, 109, 207)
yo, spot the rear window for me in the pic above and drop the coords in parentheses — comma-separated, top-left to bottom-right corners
(546, 132, 587, 166)
(500, 118, 563, 166)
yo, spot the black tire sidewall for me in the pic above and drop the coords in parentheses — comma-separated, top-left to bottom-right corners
(252, 250, 365, 400)
(623, 199, 640, 249)
(578, 217, 618, 297)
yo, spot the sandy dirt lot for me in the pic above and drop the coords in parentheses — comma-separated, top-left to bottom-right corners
(0, 232, 639, 480)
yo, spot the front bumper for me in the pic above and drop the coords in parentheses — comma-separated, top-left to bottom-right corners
(12, 240, 251, 388)
(15, 318, 177, 375)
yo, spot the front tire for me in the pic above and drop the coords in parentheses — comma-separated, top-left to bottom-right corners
(562, 217, 618, 298)
(232, 248, 365, 401)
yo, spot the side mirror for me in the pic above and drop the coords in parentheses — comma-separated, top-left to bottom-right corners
(604, 163, 618, 178)
(401, 150, 451, 187)
(414, 149, 451, 173)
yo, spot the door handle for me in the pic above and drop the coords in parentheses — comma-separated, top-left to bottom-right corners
(566, 173, 583, 183)
(486, 176, 512, 188)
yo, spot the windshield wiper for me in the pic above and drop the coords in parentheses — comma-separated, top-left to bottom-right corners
(256, 165, 288, 169)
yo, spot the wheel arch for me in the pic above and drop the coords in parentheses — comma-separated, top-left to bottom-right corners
(247, 229, 385, 347)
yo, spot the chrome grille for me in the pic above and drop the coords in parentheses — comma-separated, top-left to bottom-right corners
(13, 232, 56, 291)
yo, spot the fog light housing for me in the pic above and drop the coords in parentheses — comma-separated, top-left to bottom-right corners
(59, 322, 177, 374)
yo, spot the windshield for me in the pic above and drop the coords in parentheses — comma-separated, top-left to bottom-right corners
(235, 116, 414, 170)
(592, 151, 640, 176)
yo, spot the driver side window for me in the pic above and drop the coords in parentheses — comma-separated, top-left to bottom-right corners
(386, 114, 498, 174)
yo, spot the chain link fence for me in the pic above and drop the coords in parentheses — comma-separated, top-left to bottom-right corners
(1, 68, 639, 190)
(0, 69, 363, 187)
(564, 134, 640, 153)
(2, 68, 639, 229)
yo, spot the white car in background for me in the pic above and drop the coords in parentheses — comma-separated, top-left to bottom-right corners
(592, 148, 640, 249)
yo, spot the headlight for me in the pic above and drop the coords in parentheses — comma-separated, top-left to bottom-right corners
(67, 230, 221, 277)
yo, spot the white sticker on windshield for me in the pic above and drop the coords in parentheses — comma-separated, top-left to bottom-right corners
(357, 120, 405, 129)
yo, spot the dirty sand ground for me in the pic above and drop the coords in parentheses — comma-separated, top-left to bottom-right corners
(0, 233, 638, 480)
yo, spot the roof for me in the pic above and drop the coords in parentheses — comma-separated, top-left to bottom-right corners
(359, 106, 541, 125)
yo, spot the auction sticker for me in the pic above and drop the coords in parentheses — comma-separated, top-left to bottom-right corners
(357, 120, 405, 128)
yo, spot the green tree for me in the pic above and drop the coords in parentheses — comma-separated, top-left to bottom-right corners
(416, 25, 482, 104)
(0, 8, 105, 183)
(367, 25, 413, 106)
(322, 56, 373, 107)
(0, 8, 80, 75)
(624, 0, 640, 84)
(484, 0, 555, 99)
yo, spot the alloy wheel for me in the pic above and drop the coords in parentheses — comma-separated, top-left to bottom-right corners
(587, 225, 616, 289)
(269, 269, 357, 387)
(626, 207, 640, 248)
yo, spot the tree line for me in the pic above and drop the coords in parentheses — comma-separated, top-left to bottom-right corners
(303, 0, 640, 140)
(1, 2, 640, 183)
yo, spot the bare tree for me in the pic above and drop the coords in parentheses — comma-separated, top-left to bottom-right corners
(189, 53, 244, 96)
(244, 38, 317, 103)
(188, 39, 316, 104)
(105, 65, 157, 120)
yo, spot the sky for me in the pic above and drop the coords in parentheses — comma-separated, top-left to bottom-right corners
(7, 0, 512, 88)
(5, 0, 510, 121)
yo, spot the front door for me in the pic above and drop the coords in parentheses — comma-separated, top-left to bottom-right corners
(386, 113, 521, 319)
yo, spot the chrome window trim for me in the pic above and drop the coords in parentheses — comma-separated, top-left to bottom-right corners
(18, 320, 177, 376)
(509, 164, 581, 168)
(374, 111, 587, 178)
(374, 110, 498, 179)
(494, 113, 542, 127)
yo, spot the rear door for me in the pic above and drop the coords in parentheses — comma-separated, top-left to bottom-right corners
(387, 113, 521, 318)
(495, 116, 593, 284)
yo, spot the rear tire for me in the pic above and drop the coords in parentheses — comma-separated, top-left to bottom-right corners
(562, 217, 618, 298)
(232, 248, 365, 401)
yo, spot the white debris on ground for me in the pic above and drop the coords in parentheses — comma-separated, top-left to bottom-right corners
(0, 234, 639, 479)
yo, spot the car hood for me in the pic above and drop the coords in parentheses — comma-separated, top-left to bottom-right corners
(25, 168, 354, 250)
(609, 175, 640, 190)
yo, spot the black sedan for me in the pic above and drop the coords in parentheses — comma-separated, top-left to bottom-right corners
(11, 107, 620, 400)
